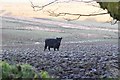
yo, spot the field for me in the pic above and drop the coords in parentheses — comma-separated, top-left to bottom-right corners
(1, 16, 119, 78)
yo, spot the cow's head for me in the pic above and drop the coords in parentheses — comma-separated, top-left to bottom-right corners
(56, 37, 62, 43)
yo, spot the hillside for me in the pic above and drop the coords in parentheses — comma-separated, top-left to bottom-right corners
(0, 2, 113, 22)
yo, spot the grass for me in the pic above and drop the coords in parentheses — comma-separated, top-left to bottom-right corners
(1, 16, 118, 45)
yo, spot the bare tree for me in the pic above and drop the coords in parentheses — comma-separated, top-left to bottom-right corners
(29, 0, 109, 21)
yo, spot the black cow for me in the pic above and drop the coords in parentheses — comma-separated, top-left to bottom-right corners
(44, 37, 62, 51)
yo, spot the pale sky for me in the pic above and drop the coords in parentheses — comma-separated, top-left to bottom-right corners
(1, 0, 29, 3)
(1, 0, 118, 4)
(1, 0, 93, 3)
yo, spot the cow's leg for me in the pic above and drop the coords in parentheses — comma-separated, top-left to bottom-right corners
(57, 47, 59, 51)
(48, 46, 50, 51)
(44, 44, 47, 51)
(54, 47, 56, 51)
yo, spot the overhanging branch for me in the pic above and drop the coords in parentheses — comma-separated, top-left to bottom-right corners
(46, 11, 108, 21)
(57, 12, 108, 16)
(29, 0, 58, 11)
(29, 0, 109, 21)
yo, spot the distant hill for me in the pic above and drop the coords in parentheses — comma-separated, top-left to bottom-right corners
(0, 2, 113, 22)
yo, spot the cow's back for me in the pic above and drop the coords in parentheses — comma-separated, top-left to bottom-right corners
(45, 39, 57, 45)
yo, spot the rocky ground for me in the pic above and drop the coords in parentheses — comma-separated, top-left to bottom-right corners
(2, 41, 119, 78)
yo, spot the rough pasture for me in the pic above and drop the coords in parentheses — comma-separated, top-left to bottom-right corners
(1, 16, 119, 78)
(2, 41, 119, 78)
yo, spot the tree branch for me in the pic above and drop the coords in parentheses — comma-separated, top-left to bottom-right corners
(29, 0, 58, 11)
(29, 0, 109, 21)
(57, 12, 108, 16)
(46, 10, 108, 21)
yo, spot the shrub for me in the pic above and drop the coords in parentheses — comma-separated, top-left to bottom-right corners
(0, 61, 51, 80)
